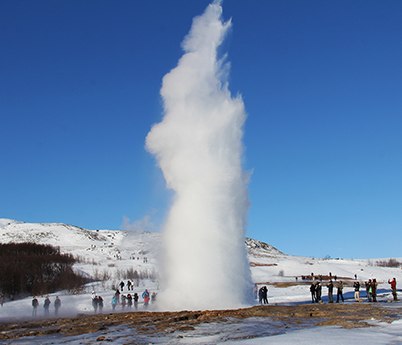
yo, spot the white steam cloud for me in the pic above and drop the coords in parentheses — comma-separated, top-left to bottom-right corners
(146, 1, 253, 310)
(120, 215, 155, 231)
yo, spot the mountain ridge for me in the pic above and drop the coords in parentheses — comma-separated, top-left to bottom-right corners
(0, 218, 284, 260)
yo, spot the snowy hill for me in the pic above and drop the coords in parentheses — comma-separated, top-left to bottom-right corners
(0, 219, 282, 277)
(245, 237, 284, 257)
(1, 218, 401, 296)
(0, 218, 160, 259)
(0, 218, 24, 228)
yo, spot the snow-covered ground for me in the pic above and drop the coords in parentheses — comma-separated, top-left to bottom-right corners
(1, 295, 401, 345)
(228, 319, 402, 345)
(0, 280, 159, 321)
(0, 218, 401, 344)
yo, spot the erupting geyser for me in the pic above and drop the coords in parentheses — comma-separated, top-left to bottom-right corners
(146, 0, 253, 310)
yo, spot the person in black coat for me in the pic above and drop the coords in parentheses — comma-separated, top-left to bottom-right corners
(258, 287, 263, 304)
(261, 286, 268, 304)
(310, 283, 316, 303)
(133, 292, 139, 309)
(353, 281, 361, 301)
(32, 296, 39, 316)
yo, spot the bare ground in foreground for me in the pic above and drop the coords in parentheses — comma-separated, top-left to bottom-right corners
(0, 303, 401, 341)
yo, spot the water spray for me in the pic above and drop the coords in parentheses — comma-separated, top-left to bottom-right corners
(146, 1, 253, 310)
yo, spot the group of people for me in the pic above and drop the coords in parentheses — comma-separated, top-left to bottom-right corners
(109, 288, 157, 312)
(301, 273, 340, 282)
(357, 279, 381, 302)
(310, 277, 398, 303)
(32, 296, 61, 316)
(111, 290, 138, 310)
(310, 280, 345, 303)
(27, 276, 398, 318)
(254, 284, 269, 304)
(129, 256, 148, 263)
(119, 280, 135, 291)
(29, 287, 158, 317)
(91, 293, 104, 313)
(361, 277, 397, 302)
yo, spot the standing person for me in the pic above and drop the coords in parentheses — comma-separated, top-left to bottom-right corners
(310, 282, 316, 303)
(0, 294, 4, 307)
(121, 295, 126, 310)
(258, 287, 263, 304)
(127, 280, 132, 291)
(366, 279, 372, 302)
(54, 296, 61, 315)
(371, 279, 378, 302)
(327, 280, 334, 303)
(32, 296, 39, 316)
(336, 281, 344, 303)
(142, 289, 150, 307)
(98, 296, 104, 313)
(92, 295, 99, 313)
(254, 284, 258, 300)
(133, 293, 139, 309)
(111, 296, 117, 311)
(43, 296, 51, 316)
(120, 281, 125, 291)
(262, 286, 268, 304)
(353, 281, 360, 302)
(315, 282, 322, 303)
(388, 278, 397, 301)
(126, 294, 133, 308)
(114, 289, 120, 304)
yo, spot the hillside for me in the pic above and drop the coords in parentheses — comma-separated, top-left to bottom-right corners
(1, 218, 401, 293)
(0, 219, 282, 278)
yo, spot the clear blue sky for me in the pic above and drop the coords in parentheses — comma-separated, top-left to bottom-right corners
(1, 1, 401, 259)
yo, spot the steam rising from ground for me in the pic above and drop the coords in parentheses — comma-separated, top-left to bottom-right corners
(146, 1, 253, 310)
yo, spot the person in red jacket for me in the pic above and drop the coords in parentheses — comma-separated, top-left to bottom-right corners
(388, 278, 397, 301)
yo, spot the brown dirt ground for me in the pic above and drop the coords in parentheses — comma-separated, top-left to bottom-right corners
(0, 303, 401, 341)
